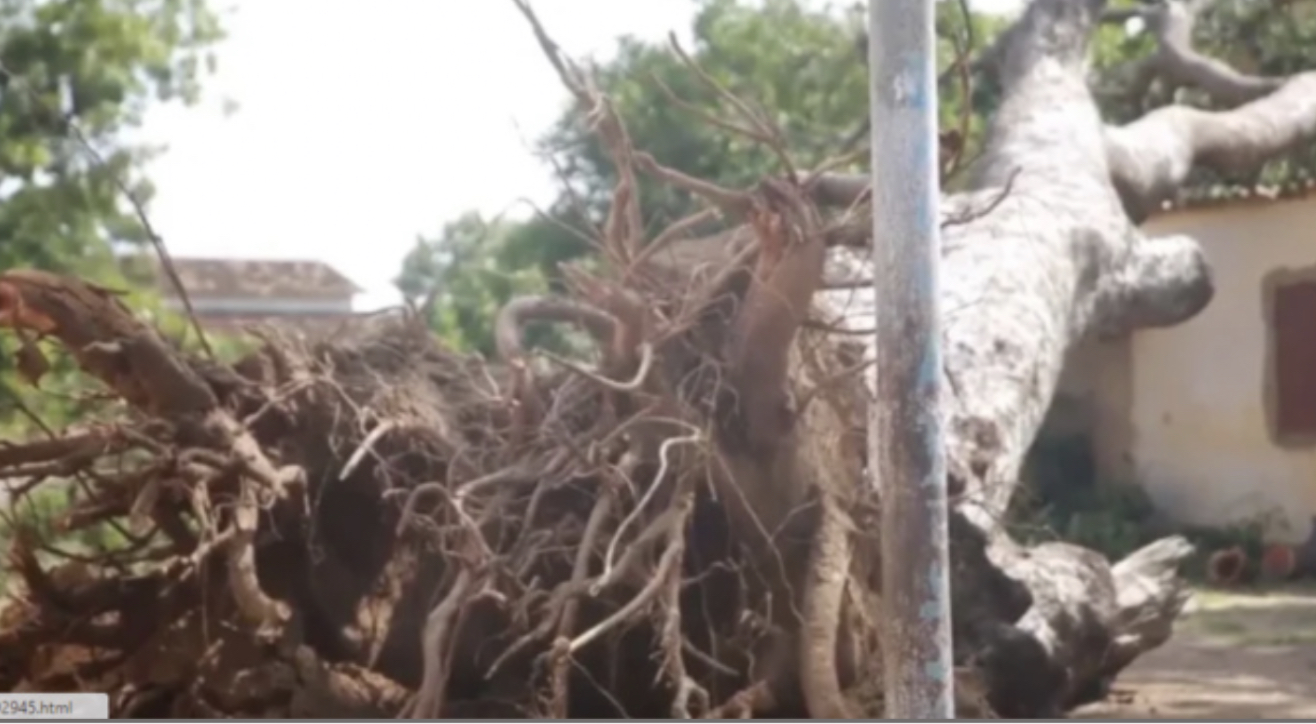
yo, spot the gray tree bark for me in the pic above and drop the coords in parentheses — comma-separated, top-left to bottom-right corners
(1105, 0, 1316, 221)
(814, 0, 1316, 715)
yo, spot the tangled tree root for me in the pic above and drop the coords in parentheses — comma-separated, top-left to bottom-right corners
(0, 22, 1000, 701)
(0, 90, 985, 715)
(0, 245, 974, 717)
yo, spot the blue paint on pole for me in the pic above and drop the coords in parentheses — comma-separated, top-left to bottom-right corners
(870, 0, 955, 718)
(924, 660, 951, 683)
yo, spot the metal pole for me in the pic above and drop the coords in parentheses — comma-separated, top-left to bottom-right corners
(868, 0, 955, 718)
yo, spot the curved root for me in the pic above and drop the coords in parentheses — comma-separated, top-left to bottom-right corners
(798, 494, 857, 719)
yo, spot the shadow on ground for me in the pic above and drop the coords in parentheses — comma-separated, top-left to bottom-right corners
(1075, 586, 1316, 719)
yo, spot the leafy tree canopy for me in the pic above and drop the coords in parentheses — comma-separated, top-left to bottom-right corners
(1091, 0, 1316, 185)
(402, 0, 1315, 356)
(401, 0, 1002, 355)
(0, 0, 224, 431)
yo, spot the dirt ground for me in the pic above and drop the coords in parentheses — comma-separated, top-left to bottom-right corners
(1075, 585, 1316, 719)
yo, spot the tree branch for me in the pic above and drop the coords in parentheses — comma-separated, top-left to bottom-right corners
(1140, 0, 1284, 107)
(1103, 0, 1316, 220)
(1106, 72, 1316, 219)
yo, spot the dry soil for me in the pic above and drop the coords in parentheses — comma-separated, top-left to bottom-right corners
(1075, 586, 1316, 719)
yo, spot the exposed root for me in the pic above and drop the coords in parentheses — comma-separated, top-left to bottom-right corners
(0, 160, 878, 717)
(227, 479, 291, 632)
(706, 681, 776, 719)
(548, 490, 614, 718)
(798, 495, 857, 719)
(658, 491, 709, 718)
(407, 570, 473, 718)
(0, 2, 913, 719)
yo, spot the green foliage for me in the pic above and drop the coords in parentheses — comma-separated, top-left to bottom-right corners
(554, 0, 868, 223)
(1193, 0, 1316, 185)
(1013, 433, 1163, 559)
(1090, 0, 1316, 184)
(1087, 2, 1160, 125)
(0, 0, 222, 433)
(1046, 484, 1160, 560)
(396, 212, 571, 357)
(0, 0, 223, 572)
(405, 0, 1316, 355)
(1177, 518, 1271, 582)
(0, 482, 137, 591)
(0, 0, 222, 275)
(0, 482, 129, 552)
(1016, 432, 1289, 581)
(402, 0, 1007, 353)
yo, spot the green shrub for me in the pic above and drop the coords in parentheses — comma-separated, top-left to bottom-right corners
(1013, 431, 1280, 580)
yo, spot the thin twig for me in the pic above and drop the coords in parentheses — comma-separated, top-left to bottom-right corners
(538, 342, 654, 392)
(796, 357, 875, 413)
(568, 515, 686, 655)
(942, 167, 1020, 229)
(667, 33, 797, 180)
(339, 419, 396, 481)
(634, 152, 754, 216)
(408, 569, 475, 718)
(628, 207, 718, 274)
(548, 489, 616, 717)
(600, 431, 701, 583)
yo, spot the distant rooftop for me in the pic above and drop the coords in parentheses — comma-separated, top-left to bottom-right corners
(150, 257, 363, 300)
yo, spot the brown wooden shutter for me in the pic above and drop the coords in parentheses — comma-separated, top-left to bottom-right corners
(1273, 280, 1316, 437)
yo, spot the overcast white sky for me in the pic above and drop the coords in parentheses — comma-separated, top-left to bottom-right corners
(139, 0, 1024, 311)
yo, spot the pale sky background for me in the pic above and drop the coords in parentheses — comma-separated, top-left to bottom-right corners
(139, 0, 1024, 311)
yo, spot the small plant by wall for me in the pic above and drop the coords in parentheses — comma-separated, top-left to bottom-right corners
(1014, 430, 1285, 584)
(1012, 431, 1159, 559)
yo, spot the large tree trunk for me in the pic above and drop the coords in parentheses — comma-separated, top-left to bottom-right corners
(816, 0, 1316, 715)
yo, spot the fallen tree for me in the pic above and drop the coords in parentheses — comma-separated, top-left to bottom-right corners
(1, 0, 1313, 718)
(817, 0, 1316, 713)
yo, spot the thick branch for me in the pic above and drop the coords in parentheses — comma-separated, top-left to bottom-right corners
(493, 295, 617, 362)
(1099, 536, 1196, 689)
(0, 269, 296, 633)
(1106, 72, 1316, 219)
(726, 181, 828, 454)
(1136, 0, 1283, 107)
(1104, 0, 1316, 220)
(0, 431, 122, 468)
(0, 270, 216, 417)
(1094, 232, 1214, 332)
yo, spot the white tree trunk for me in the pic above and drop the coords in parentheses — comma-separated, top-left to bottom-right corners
(814, 0, 1316, 714)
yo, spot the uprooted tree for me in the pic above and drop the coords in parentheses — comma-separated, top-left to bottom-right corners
(1, 0, 1313, 717)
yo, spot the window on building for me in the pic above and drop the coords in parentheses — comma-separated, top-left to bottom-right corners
(1271, 278, 1316, 440)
